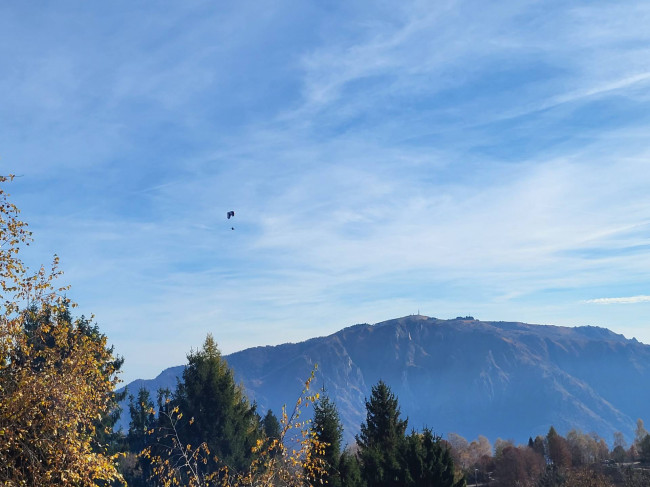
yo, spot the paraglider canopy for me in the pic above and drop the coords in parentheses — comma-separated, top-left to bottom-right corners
(227, 211, 235, 219)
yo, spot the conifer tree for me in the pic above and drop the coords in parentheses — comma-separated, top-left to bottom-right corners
(356, 380, 408, 487)
(405, 428, 465, 487)
(262, 409, 281, 459)
(262, 409, 281, 441)
(127, 387, 156, 452)
(311, 390, 344, 487)
(169, 334, 261, 473)
(339, 449, 365, 487)
(122, 387, 156, 486)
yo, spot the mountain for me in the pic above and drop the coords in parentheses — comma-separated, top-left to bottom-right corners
(117, 315, 650, 445)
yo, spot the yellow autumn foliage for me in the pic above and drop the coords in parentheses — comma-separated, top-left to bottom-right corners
(0, 175, 123, 485)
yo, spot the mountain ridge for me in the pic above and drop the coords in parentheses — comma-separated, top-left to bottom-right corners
(118, 315, 650, 445)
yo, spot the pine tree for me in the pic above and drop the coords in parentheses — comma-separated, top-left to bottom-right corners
(311, 390, 344, 487)
(356, 380, 408, 487)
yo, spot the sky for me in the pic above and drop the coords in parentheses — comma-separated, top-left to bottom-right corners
(3, 1, 650, 384)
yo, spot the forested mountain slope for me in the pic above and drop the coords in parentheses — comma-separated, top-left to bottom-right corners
(119, 315, 650, 445)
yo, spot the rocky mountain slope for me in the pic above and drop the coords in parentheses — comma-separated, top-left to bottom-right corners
(118, 315, 650, 445)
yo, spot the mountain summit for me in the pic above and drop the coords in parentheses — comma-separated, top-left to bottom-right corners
(120, 316, 650, 444)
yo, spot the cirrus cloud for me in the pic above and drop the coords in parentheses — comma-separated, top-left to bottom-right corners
(585, 295, 650, 304)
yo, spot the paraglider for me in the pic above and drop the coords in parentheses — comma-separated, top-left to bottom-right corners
(227, 210, 235, 230)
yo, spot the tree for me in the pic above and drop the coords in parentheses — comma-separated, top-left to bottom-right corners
(144, 364, 328, 487)
(405, 428, 465, 487)
(566, 429, 604, 466)
(447, 433, 470, 470)
(356, 380, 408, 487)
(611, 445, 627, 464)
(531, 435, 546, 458)
(613, 430, 627, 450)
(546, 426, 572, 468)
(128, 387, 156, 453)
(339, 448, 364, 487)
(21, 300, 126, 454)
(635, 419, 649, 450)
(493, 445, 544, 487)
(493, 438, 515, 460)
(638, 434, 650, 464)
(0, 175, 122, 485)
(446, 432, 491, 478)
(122, 386, 157, 485)
(311, 390, 344, 487)
(166, 334, 261, 474)
(262, 409, 281, 442)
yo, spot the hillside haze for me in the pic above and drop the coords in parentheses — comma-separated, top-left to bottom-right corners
(120, 316, 650, 444)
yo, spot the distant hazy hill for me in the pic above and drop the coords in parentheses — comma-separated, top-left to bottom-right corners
(117, 315, 650, 445)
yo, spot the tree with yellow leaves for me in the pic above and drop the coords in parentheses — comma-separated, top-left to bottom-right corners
(0, 175, 123, 485)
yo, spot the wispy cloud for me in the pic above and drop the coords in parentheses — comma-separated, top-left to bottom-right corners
(5, 0, 650, 381)
(585, 296, 650, 305)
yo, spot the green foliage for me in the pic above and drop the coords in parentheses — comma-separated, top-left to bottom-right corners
(356, 380, 463, 487)
(405, 429, 465, 487)
(356, 380, 408, 487)
(167, 334, 262, 474)
(262, 409, 281, 442)
(121, 387, 157, 485)
(339, 449, 365, 487)
(311, 390, 344, 487)
(143, 363, 328, 486)
(128, 387, 156, 452)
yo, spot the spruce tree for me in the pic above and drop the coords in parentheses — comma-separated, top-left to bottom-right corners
(123, 388, 156, 486)
(312, 391, 344, 487)
(405, 428, 465, 487)
(127, 387, 155, 452)
(171, 334, 261, 473)
(356, 380, 408, 487)
(262, 409, 281, 441)
(262, 409, 281, 458)
(339, 449, 365, 487)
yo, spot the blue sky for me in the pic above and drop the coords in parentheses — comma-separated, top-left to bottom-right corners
(4, 1, 650, 383)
